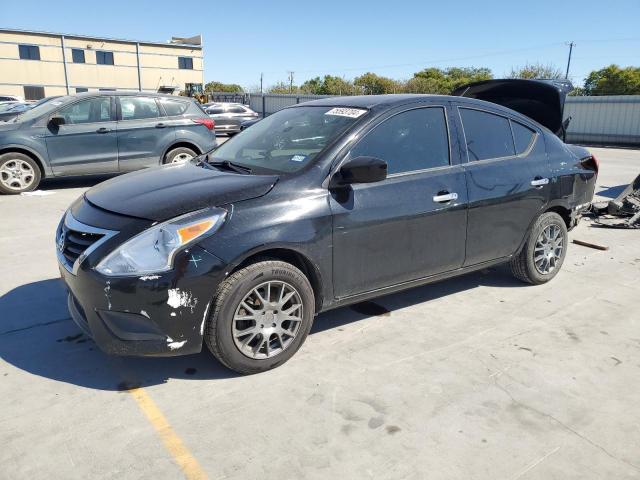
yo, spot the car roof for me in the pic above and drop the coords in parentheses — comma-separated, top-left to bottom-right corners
(295, 93, 539, 123)
(73, 91, 190, 100)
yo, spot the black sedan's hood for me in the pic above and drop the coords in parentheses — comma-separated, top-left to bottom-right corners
(86, 162, 278, 221)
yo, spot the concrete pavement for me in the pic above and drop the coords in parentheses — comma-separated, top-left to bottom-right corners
(0, 147, 639, 479)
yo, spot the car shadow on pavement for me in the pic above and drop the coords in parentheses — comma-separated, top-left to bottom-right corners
(596, 184, 627, 199)
(0, 266, 521, 391)
(39, 174, 120, 191)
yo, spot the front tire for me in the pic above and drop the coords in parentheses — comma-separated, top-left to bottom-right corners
(164, 147, 197, 164)
(510, 212, 568, 285)
(205, 260, 315, 374)
(0, 152, 41, 194)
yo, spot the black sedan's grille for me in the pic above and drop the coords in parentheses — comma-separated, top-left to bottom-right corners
(61, 228, 104, 265)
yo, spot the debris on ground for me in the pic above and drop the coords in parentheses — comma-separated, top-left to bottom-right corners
(572, 239, 609, 251)
(20, 190, 56, 196)
(588, 173, 640, 229)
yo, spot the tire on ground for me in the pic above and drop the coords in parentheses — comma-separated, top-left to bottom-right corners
(205, 260, 315, 374)
(164, 147, 197, 164)
(0, 152, 41, 194)
(510, 211, 568, 285)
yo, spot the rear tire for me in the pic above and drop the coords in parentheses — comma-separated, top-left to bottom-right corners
(164, 147, 197, 164)
(510, 212, 568, 285)
(0, 152, 41, 194)
(205, 260, 315, 374)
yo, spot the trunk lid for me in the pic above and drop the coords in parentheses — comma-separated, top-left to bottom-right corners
(452, 79, 573, 137)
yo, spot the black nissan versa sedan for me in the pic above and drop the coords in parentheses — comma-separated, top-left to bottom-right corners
(56, 80, 598, 374)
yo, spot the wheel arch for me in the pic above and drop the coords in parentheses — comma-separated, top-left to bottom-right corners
(0, 146, 48, 178)
(514, 202, 573, 256)
(228, 247, 324, 313)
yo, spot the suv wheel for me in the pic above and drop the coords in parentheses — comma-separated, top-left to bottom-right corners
(164, 147, 197, 164)
(510, 212, 568, 284)
(0, 153, 41, 194)
(205, 260, 315, 374)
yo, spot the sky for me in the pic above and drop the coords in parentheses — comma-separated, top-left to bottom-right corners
(2, 0, 639, 90)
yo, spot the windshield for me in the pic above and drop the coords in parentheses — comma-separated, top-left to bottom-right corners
(210, 106, 367, 174)
(13, 96, 71, 122)
(0, 103, 19, 113)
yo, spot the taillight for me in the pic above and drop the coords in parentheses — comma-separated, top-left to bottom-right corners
(581, 155, 599, 173)
(192, 118, 215, 130)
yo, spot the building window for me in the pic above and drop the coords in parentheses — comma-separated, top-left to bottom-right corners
(19, 45, 40, 60)
(75, 87, 88, 93)
(96, 50, 114, 65)
(24, 86, 45, 100)
(72, 49, 85, 63)
(178, 57, 193, 70)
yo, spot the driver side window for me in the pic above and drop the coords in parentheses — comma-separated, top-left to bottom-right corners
(57, 97, 112, 124)
(350, 107, 450, 175)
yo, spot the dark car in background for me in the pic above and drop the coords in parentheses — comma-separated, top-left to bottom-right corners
(0, 92, 216, 194)
(205, 102, 259, 135)
(56, 80, 597, 374)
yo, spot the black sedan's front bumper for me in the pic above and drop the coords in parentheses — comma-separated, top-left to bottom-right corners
(57, 205, 228, 357)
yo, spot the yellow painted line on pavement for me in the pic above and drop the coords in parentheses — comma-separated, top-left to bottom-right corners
(127, 387, 208, 480)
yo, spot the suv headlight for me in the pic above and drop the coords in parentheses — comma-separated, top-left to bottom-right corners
(96, 208, 226, 276)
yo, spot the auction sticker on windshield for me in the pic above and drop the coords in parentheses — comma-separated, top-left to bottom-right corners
(325, 107, 367, 118)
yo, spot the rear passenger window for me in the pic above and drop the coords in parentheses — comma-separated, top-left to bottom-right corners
(160, 98, 188, 116)
(120, 97, 160, 120)
(511, 121, 536, 154)
(350, 107, 449, 175)
(228, 106, 246, 113)
(460, 108, 515, 161)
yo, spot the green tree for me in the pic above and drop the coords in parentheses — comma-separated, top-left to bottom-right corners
(267, 81, 300, 94)
(204, 81, 243, 93)
(508, 63, 564, 80)
(354, 72, 403, 94)
(405, 67, 493, 94)
(300, 75, 355, 95)
(582, 65, 640, 95)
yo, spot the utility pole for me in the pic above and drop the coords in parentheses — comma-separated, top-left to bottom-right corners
(260, 72, 263, 94)
(565, 41, 575, 79)
(288, 71, 294, 93)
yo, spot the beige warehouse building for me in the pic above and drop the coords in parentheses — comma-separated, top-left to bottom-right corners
(0, 28, 204, 99)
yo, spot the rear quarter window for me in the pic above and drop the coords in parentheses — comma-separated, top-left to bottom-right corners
(160, 98, 189, 116)
(459, 108, 516, 161)
(511, 121, 536, 154)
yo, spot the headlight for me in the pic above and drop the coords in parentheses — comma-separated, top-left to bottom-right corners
(96, 208, 226, 276)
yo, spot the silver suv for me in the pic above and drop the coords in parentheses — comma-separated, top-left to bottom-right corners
(205, 103, 258, 135)
(0, 92, 216, 194)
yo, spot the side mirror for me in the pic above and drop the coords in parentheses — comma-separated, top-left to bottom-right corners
(331, 156, 387, 188)
(49, 115, 66, 127)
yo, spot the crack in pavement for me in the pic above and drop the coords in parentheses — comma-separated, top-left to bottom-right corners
(494, 380, 640, 472)
(0, 317, 71, 336)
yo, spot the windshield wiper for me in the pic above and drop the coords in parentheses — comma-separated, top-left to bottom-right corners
(208, 160, 252, 174)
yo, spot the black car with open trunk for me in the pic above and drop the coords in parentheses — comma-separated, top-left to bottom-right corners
(56, 80, 597, 374)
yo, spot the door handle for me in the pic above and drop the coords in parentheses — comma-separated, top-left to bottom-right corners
(155, 123, 167, 128)
(96, 127, 111, 134)
(530, 177, 549, 187)
(433, 192, 458, 203)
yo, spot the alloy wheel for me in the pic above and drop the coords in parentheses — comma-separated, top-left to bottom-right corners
(0, 159, 35, 191)
(533, 224, 564, 274)
(171, 152, 194, 163)
(232, 281, 304, 359)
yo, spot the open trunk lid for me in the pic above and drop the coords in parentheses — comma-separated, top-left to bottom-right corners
(452, 79, 573, 138)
